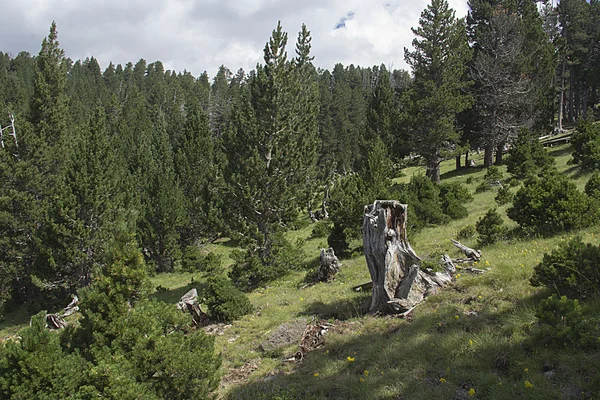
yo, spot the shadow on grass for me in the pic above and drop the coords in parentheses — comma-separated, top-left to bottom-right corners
(0, 304, 33, 336)
(298, 293, 371, 321)
(546, 145, 573, 158)
(440, 166, 485, 181)
(223, 289, 599, 400)
(151, 281, 208, 304)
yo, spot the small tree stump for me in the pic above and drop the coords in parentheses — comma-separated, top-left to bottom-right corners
(177, 288, 210, 326)
(363, 201, 452, 314)
(318, 248, 341, 282)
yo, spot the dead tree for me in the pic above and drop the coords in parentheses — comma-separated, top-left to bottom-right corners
(318, 248, 341, 282)
(363, 201, 453, 314)
(45, 295, 79, 329)
(177, 288, 209, 326)
(0, 113, 18, 149)
(451, 239, 481, 261)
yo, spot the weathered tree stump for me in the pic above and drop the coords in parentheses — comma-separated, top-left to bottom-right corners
(363, 201, 453, 314)
(177, 288, 209, 326)
(318, 248, 341, 282)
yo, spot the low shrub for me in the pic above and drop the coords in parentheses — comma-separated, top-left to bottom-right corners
(310, 220, 332, 238)
(535, 294, 599, 349)
(182, 246, 221, 274)
(229, 231, 305, 290)
(506, 128, 555, 178)
(494, 186, 514, 206)
(531, 237, 600, 299)
(456, 225, 476, 240)
(204, 275, 253, 322)
(439, 182, 473, 219)
(507, 172, 595, 235)
(584, 171, 600, 199)
(475, 166, 503, 193)
(476, 208, 505, 246)
(571, 118, 600, 170)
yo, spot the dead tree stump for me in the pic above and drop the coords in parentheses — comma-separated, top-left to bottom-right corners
(363, 201, 452, 314)
(177, 288, 210, 326)
(318, 248, 341, 282)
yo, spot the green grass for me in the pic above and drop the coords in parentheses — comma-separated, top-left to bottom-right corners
(3, 143, 600, 399)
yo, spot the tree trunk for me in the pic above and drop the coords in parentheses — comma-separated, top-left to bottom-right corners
(455, 155, 461, 170)
(495, 142, 504, 165)
(318, 248, 341, 282)
(558, 59, 565, 131)
(465, 150, 469, 167)
(362, 201, 452, 314)
(427, 158, 441, 184)
(484, 145, 494, 167)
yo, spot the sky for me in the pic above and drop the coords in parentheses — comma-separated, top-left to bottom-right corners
(0, 0, 469, 78)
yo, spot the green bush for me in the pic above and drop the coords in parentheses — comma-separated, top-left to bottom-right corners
(182, 246, 222, 274)
(506, 128, 555, 178)
(1, 233, 222, 400)
(494, 186, 514, 206)
(535, 294, 599, 349)
(204, 275, 253, 322)
(571, 119, 600, 170)
(229, 231, 305, 290)
(507, 173, 595, 235)
(439, 182, 473, 219)
(310, 220, 332, 238)
(531, 237, 600, 299)
(475, 166, 503, 193)
(584, 171, 600, 199)
(476, 208, 505, 246)
(395, 175, 448, 228)
(456, 225, 476, 240)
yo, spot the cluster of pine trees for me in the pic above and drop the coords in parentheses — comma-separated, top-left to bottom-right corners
(1, 0, 599, 312)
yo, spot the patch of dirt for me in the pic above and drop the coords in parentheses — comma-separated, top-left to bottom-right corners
(221, 358, 261, 387)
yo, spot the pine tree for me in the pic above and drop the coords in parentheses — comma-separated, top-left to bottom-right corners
(224, 22, 319, 264)
(175, 102, 225, 244)
(404, 0, 472, 183)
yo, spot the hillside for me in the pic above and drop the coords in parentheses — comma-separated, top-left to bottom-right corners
(144, 143, 598, 399)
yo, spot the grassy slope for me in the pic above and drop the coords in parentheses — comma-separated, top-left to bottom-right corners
(208, 145, 600, 399)
(1, 144, 598, 399)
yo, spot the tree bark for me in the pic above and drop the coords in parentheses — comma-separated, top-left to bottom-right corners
(318, 248, 341, 282)
(362, 201, 452, 314)
(495, 142, 504, 165)
(484, 145, 494, 167)
(455, 155, 461, 170)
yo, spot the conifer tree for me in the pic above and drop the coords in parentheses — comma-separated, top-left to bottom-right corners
(224, 22, 319, 262)
(404, 0, 472, 183)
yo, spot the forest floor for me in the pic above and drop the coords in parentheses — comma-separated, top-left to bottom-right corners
(2, 143, 599, 399)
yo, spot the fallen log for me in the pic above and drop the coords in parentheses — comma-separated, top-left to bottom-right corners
(451, 239, 482, 261)
(45, 295, 79, 330)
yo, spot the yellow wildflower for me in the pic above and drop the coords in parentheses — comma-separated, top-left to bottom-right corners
(468, 388, 476, 397)
(313, 373, 319, 377)
(455, 315, 459, 320)
(525, 380, 533, 389)
(439, 377, 446, 383)
(359, 378, 364, 383)
(469, 339, 473, 346)
(347, 356, 355, 362)
(363, 370, 369, 377)
(524, 368, 529, 373)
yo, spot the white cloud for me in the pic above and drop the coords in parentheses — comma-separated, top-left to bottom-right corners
(0, 0, 469, 77)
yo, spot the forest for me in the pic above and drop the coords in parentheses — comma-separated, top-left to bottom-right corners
(0, 0, 600, 398)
